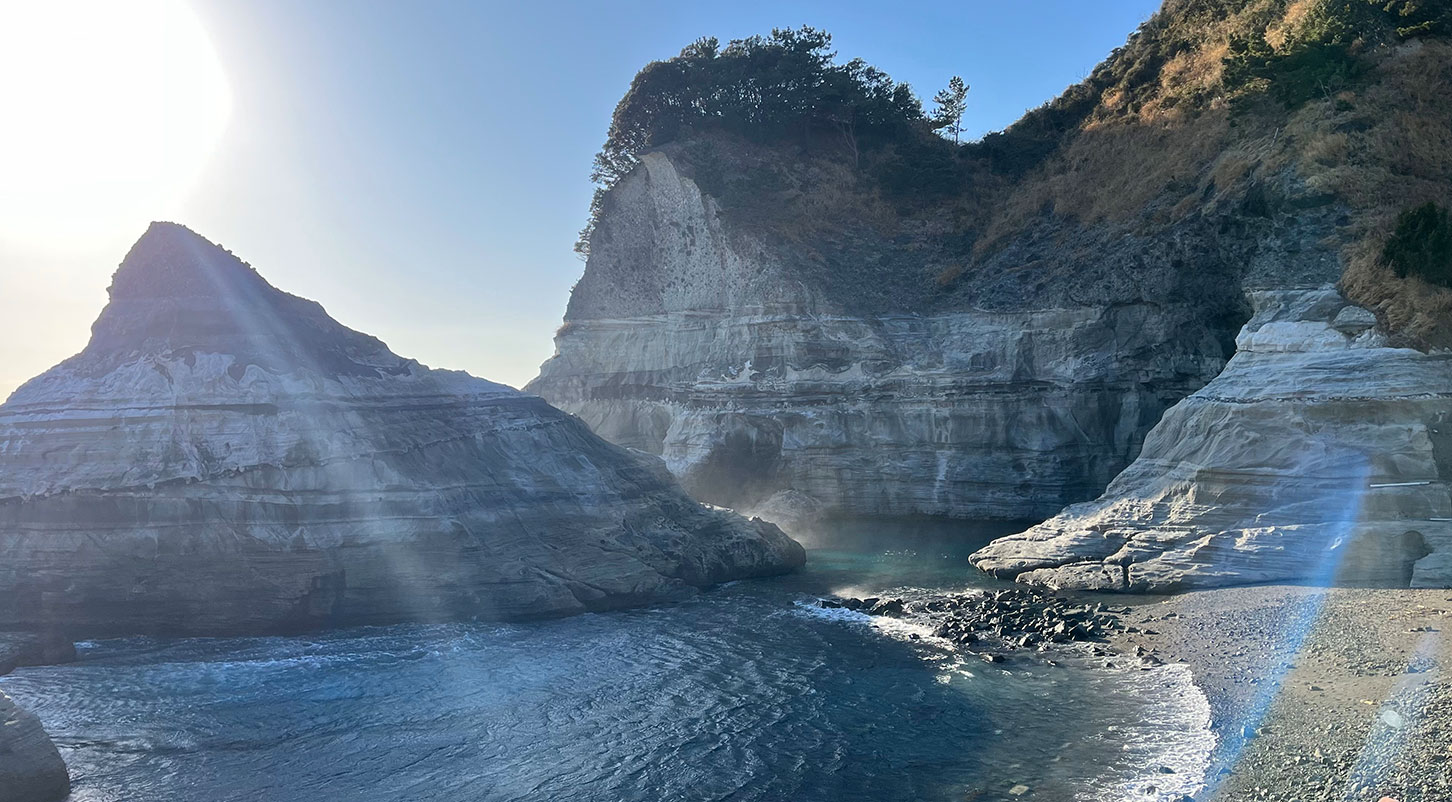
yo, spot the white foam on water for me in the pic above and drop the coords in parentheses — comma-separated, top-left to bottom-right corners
(788, 599, 943, 644)
(788, 599, 873, 625)
(792, 596, 1217, 801)
(1082, 663, 1216, 802)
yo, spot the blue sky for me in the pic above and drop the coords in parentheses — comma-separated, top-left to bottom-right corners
(0, 0, 1161, 394)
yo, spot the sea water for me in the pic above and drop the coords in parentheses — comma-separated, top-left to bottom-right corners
(0, 521, 1212, 801)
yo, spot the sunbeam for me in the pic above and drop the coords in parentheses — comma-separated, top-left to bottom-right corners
(0, 0, 230, 247)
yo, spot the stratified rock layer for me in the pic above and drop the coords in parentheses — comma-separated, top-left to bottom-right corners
(0, 691, 69, 802)
(0, 223, 803, 636)
(971, 288, 1452, 590)
(530, 153, 1233, 521)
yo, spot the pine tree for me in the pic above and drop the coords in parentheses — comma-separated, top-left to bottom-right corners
(931, 76, 969, 143)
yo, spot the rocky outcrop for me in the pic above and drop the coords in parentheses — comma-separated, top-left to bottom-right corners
(530, 153, 1238, 522)
(971, 288, 1452, 591)
(0, 636, 74, 802)
(0, 691, 68, 802)
(0, 222, 803, 637)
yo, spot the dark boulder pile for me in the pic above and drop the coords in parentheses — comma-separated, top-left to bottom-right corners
(822, 588, 1139, 665)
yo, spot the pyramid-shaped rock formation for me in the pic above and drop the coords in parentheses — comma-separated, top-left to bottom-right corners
(0, 223, 803, 636)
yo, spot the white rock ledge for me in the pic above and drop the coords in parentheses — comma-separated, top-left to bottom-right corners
(971, 288, 1452, 591)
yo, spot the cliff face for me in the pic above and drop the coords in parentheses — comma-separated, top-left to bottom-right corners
(0, 223, 803, 637)
(971, 288, 1452, 590)
(532, 152, 1277, 522)
(532, 1, 1452, 588)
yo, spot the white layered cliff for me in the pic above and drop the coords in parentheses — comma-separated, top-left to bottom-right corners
(971, 288, 1452, 590)
(531, 153, 1230, 522)
(0, 223, 804, 636)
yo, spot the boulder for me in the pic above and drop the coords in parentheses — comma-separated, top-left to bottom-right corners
(0, 634, 75, 675)
(0, 692, 69, 802)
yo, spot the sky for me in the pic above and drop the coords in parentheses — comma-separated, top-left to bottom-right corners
(0, 0, 1161, 396)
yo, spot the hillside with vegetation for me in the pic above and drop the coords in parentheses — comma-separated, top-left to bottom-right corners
(576, 0, 1452, 346)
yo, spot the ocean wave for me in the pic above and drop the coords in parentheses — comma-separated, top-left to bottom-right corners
(791, 594, 1217, 801)
(1084, 663, 1216, 802)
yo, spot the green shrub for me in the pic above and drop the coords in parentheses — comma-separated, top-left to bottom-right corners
(1381, 0, 1452, 38)
(1218, 0, 1452, 110)
(575, 27, 929, 255)
(1223, 1, 1374, 108)
(1382, 202, 1452, 287)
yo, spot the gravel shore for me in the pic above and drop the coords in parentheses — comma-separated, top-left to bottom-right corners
(1102, 586, 1452, 802)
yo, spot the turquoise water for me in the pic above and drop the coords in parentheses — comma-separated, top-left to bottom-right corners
(0, 521, 1212, 801)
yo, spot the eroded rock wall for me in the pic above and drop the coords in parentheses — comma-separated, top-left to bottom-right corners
(531, 152, 1235, 521)
(534, 304, 1229, 521)
(970, 288, 1452, 590)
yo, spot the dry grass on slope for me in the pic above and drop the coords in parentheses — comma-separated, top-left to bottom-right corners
(635, 0, 1452, 334)
(974, 111, 1236, 255)
(1330, 41, 1452, 341)
(970, 0, 1285, 258)
(971, 0, 1452, 347)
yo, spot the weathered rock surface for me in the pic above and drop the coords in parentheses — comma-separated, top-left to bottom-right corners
(0, 222, 803, 636)
(530, 153, 1234, 521)
(971, 288, 1452, 591)
(0, 691, 69, 802)
(0, 637, 74, 802)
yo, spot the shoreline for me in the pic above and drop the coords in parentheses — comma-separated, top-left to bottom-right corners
(6, 581, 1213, 802)
(1099, 585, 1452, 802)
(830, 579, 1452, 801)
(821, 588, 1219, 801)
(9, 580, 1449, 802)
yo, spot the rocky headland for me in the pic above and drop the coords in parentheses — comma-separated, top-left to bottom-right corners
(7, 1, 1452, 799)
(0, 222, 803, 638)
(533, 0, 1452, 592)
(526, 10, 1452, 793)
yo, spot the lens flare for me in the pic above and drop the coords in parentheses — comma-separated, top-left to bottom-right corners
(0, 0, 231, 246)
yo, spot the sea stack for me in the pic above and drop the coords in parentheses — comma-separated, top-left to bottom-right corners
(0, 222, 803, 637)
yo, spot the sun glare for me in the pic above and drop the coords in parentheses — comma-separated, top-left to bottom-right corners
(0, 0, 231, 247)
